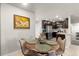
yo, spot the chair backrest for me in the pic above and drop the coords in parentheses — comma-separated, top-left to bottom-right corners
(19, 39, 42, 56)
(19, 39, 27, 55)
(57, 37, 65, 51)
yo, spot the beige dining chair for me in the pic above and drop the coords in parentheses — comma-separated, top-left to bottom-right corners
(19, 39, 45, 56)
(56, 37, 65, 56)
(19, 39, 29, 56)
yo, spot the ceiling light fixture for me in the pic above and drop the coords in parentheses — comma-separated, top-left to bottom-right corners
(55, 15, 59, 18)
(22, 3, 28, 6)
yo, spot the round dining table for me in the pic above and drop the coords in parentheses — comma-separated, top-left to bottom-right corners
(24, 40, 60, 55)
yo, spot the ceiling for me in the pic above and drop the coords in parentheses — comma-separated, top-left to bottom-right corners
(9, 3, 35, 12)
(9, 3, 79, 13)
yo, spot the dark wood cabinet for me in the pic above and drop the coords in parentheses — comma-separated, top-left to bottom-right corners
(42, 18, 68, 40)
(42, 18, 68, 33)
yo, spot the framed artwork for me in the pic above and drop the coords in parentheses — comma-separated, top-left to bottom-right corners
(14, 15, 30, 29)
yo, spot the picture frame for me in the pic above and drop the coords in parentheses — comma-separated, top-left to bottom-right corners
(14, 15, 30, 29)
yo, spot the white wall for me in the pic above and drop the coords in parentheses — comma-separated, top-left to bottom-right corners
(1, 4, 35, 55)
(71, 23, 79, 40)
(71, 16, 79, 40)
(0, 4, 1, 55)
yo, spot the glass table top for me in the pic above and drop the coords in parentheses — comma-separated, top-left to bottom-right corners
(35, 43, 51, 52)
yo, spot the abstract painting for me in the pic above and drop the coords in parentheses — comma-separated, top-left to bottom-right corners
(14, 15, 30, 29)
